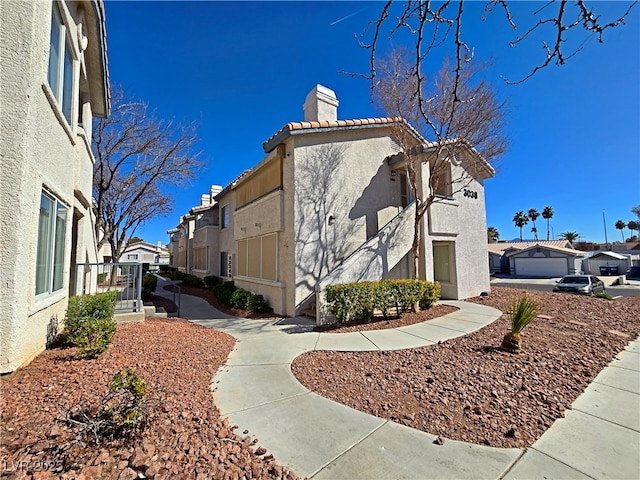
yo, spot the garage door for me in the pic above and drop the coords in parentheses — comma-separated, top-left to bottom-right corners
(514, 258, 568, 277)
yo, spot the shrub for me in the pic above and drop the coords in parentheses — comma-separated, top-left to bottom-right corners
(501, 295, 538, 354)
(419, 281, 441, 309)
(142, 273, 157, 300)
(247, 293, 271, 313)
(212, 281, 237, 305)
(230, 288, 252, 309)
(203, 275, 220, 287)
(182, 273, 204, 287)
(97, 272, 108, 285)
(66, 368, 147, 445)
(159, 265, 169, 274)
(594, 292, 614, 300)
(64, 291, 118, 358)
(324, 280, 439, 324)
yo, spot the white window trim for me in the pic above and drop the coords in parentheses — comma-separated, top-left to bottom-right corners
(46, 1, 78, 130)
(35, 190, 69, 300)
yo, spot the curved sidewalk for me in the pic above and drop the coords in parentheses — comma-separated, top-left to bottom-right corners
(155, 282, 640, 479)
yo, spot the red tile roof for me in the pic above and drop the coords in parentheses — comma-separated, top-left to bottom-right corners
(263, 117, 423, 153)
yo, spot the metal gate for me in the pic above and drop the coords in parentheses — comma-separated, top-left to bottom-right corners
(74, 262, 143, 313)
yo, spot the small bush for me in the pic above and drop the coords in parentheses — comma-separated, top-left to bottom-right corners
(66, 368, 147, 445)
(64, 291, 118, 358)
(182, 274, 204, 287)
(594, 292, 614, 300)
(247, 293, 271, 313)
(142, 273, 158, 300)
(204, 275, 220, 287)
(230, 288, 252, 309)
(509, 295, 538, 335)
(97, 273, 108, 285)
(212, 281, 237, 305)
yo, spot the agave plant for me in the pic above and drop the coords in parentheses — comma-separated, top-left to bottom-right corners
(501, 295, 538, 353)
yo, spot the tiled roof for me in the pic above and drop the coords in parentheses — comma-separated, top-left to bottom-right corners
(488, 240, 572, 255)
(263, 117, 423, 153)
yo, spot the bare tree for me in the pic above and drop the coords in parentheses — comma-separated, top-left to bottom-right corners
(363, 1, 635, 93)
(376, 50, 507, 278)
(93, 87, 203, 262)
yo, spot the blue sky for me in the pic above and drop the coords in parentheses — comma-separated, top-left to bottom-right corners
(104, 1, 639, 246)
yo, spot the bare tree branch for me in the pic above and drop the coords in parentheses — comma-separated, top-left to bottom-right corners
(92, 86, 204, 261)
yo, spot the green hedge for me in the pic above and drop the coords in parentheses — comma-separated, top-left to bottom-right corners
(325, 279, 440, 323)
(142, 273, 157, 300)
(212, 283, 272, 313)
(64, 291, 118, 358)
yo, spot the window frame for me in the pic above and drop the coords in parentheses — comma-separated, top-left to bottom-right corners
(35, 190, 68, 298)
(221, 204, 230, 229)
(47, 1, 75, 125)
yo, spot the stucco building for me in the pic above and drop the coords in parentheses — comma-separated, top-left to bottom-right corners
(168, 85, 494, 321)
(0, 0, 109, 373)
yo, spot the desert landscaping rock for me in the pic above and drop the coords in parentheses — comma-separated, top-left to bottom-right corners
(292, 287, 640, 448)
(0, 318, 298, 479)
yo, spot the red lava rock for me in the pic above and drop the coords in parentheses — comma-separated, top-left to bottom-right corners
(433, 436, 445, 445)
(0, 318, 298, 479)
(255, 447, 268, 456)
(292, 288, 640, 448)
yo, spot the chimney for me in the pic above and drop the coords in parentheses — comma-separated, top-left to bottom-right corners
(303, 84, 339, 122)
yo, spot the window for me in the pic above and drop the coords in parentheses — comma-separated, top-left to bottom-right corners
(433, 243, 452, 283)
(431, 161, 452, 198)
(126, 254, 138, 260)
(36, 191, 68, 296)
(47, 2, 74, 124)
(221, 205, 230, 229)
(237, 233, 277, 281)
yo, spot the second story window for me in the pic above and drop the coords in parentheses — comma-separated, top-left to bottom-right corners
(221, 204, 230, 229)
(47, 2, 74, 124)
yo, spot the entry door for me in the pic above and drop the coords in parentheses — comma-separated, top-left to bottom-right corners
(433, 242, 452, 283)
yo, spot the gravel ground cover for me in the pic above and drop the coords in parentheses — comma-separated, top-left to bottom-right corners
(292, 287, 640, 448)
(0, 318, 298, 480)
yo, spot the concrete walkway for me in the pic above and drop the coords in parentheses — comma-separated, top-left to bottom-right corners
(154, 280, 640, 479)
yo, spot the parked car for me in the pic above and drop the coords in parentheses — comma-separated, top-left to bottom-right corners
(553, 275, 605, 295)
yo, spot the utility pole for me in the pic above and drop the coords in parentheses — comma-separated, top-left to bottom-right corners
(603, 210, 609, 250)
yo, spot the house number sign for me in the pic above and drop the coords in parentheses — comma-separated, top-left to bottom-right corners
(463, 189, 478, 199)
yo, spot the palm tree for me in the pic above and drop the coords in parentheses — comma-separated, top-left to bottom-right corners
(542, 206, 554, 241)
(559, 231, 580, 244)
(527, 208, 540, 241)
(487, 226, 500, 243)
(513, 211, 529, 241)
(615, 220, 626, 242)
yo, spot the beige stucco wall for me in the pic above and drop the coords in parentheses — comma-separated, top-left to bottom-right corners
(0, 0, 105, 373)
(290, 128, 403, 315)
(425, 158, 492, 299)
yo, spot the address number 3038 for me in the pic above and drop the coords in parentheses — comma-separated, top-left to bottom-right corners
(463, 189, 478, 199)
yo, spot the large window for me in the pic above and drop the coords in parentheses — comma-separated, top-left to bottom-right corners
(237, 233, 277, 281)
(36, 192, 68, 296)
(47, 2, 74, 124)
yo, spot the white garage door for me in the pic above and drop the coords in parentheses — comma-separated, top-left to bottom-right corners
(514, 258, 568, 277)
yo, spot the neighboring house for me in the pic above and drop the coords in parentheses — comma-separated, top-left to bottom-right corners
(488, 240, 573, 275)
(168, 85, 494, 321)
(583, 251, 636, 276)
(0, 0, 109, 372)
(507, 244, 588, 277)
(119, 241, 170, 268)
